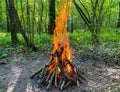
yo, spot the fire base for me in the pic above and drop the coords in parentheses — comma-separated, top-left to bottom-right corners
(30, 48, 84, 90)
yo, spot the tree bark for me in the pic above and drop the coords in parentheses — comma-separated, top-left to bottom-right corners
(48, 0, 55, 35)
(7, 0, 19, 45)
(5, 0, 10, 32)
(117, 2, 120, 28)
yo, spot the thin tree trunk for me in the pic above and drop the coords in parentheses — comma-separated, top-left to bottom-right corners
(5, 0, 10, 32)
(117, 2, 120, 28)
(7, 0, 19, 45)
(0, 1, 2, 31)
(20, 0, 26, 31)
(38, 0, 43, 33)
(48, 0, 55, 35)
(31, 0, 36, 45)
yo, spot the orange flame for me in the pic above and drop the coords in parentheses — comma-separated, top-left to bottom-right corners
(48, 2, 75, 78)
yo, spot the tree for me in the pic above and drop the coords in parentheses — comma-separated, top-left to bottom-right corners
(0, 1, 2, 31)
(7, 0, 37, 51)
(117, 2, 120, 28)
(74, 0, 109, 52)
(5, 0, 10, 32)
(48, 0, 56, 34)
(6, 0, 19, 45)
(37, 0, 44, 34)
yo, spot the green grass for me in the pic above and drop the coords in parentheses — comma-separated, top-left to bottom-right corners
(0, 32, 11, 45)
(0, 30, 120, 63)
(0, 29, 119, 50)
(69, 30, 92, 49)
(100, 29, 120, 42)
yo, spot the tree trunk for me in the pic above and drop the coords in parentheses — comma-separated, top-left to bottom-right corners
(38, 0, 43, 33)
(68, 14, 74, 33)
(0, 1, 2, 31)
(7, 0, 19, 45)
(91, 29, 99, 52)
(5, 0, 10, 32)
(117, 2, 120, 28)
(48, 0, 55, 35)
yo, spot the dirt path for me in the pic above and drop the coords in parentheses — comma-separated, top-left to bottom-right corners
(0, 51, 120, 92)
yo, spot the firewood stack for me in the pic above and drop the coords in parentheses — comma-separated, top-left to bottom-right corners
(30, 47, 84, 90)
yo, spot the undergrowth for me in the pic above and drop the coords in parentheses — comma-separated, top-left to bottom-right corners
(0, 29, 120, 64)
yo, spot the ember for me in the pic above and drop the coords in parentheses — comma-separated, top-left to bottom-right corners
(31, 1, 84, 90)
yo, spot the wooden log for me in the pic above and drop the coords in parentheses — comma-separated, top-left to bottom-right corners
(60, 79, 65, 90)
(40, 76, 47, 83)
(77, 70, 84, 78)
(44, 67, 48, 76)
(58, 78, 63, 89)
(30, 65, 44, 79)
(56, 48, 77, 83)
(47, 71, 55, 89)
(77, 70, 85, 83)
(74, 67, 77, 73)
(46, 71, 52, 82)
(64, 81, 71, 89)
(55, 70, 58, 87)
(55, 59, 59, 87)
(78, 77, 83, 84)
(46, 58, 54, 65)
(40, 65, 46, 78)
(77, 80, 80, 87)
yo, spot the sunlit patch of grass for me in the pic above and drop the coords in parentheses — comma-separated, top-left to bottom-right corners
(0, 32, 11, 45)
(100, 29, 120, 42)
(0, 28, 119, 51)
(69, 30, 92, 49)
(99, 29, 120, 48)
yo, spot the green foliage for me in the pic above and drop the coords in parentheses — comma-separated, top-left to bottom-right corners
(0, 32, 11, 45)
(0, 53, 8, 59)
(69, 29, 92, 49)
(34, 33, 52, 51)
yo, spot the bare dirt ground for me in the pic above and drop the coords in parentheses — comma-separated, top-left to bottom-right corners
(0, 49, 120, 92)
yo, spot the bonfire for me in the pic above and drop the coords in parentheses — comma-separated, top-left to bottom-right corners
(31, 1, 84, 90)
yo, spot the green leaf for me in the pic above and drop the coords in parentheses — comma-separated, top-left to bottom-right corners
(0, 53, 8, 59)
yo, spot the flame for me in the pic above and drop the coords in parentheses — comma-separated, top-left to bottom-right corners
(48, 2, 75, 78)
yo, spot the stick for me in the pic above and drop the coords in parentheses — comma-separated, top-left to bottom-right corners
(78, 77, 83, 83)
(40, 76, 47, 83)
(74, 67, 77, 73)
(77, 80, 80, 87)
(44, 67, 48, 76)
(55, 59, 59, 87)
(64, 81, 71, 89)
(55, 70, 58, 87)
(58, 78, 63, 89)
(30, 65, 44, 79)
(46, 71, 52, 81)
(40, 65, 46, 78)
(60, 79, 65, 90)
(47, 71, 55, 89)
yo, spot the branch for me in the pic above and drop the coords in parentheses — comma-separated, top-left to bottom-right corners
(74, 2, 92, 30)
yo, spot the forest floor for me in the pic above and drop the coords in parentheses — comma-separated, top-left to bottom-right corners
(0, 47, 120, 92)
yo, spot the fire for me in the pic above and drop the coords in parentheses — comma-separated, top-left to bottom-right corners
(30, 1, 83, 89)
(48, 2, 75, 78)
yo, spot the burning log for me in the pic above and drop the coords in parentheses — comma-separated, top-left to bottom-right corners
(30, 1, 85, 90)
(30, 48, 84, 90)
